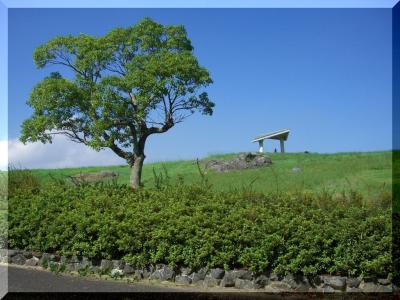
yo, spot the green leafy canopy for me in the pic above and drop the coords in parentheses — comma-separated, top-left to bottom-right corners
(21, 17, 214, 165)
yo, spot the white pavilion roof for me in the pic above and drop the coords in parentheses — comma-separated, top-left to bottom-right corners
(252, 129, 290, 142)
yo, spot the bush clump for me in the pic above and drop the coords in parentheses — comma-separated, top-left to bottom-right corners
(8, 179, 391, 277)
(0, 172, 7, 249)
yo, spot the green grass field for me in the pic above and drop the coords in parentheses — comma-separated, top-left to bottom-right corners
(29, 151, 392, 200)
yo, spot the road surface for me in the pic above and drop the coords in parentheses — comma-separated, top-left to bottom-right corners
(4, 265, 186, 292)
(1, 265, 379, 299)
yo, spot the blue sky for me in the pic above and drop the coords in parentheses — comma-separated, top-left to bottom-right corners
(6, 8, 392, 167)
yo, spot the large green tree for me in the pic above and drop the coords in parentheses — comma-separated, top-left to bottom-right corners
(21, 18, 214, 188)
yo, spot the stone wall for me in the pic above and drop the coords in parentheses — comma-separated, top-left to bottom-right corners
(0, 249, 395, 293)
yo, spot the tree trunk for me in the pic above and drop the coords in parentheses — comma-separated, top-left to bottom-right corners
(130, 154, 145, 189)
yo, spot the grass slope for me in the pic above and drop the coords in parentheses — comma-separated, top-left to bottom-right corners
(30, 151, 392, 199)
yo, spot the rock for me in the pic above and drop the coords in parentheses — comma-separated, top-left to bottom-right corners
(7, 250, 20, 257)
(32, 251, 42, 259)
(347, 278, 361, 288)
(123, 264, 135, 275)
(282, 274, 310, 291)
(11, 254, 26, 265)
(150, 265, 175, 281)
(99, 170, 118, 177)
(265, 281, 291, 292)
(190, 268, 207, 283)
(235, 278, 255, 289)
(220, 272, 235, 287)
(175, 275, 192, 285)
(292, 167, 301, 173)
(111, 268, 124, 277)
(264, 286, 280, 293)
(310, 275, 321, 286)
(231, 269, 253, 280)
(317, 285, 336, 293)
(378, 279, 391, 286)
(376, 285, 392, 293)
(71, 170, 118, 183)
(203, 276, 220, 287)
(51, 255, 61, 262)
(361, 276, 377, 283)
(65, 263, 78, 272)
(75, 263, 87, 271)
(70, 255, 80, 263)
(180, 267, 192, 276)
(269, 273, 280, 281)
(282, 274, 297, 289)
(360, 281, 392, 293)
(60, 256, 67, 264)
(134, 270, 144, 279)
(205, 153, 272, 172)
(321, 276, 346, 290)
(0, 249, 7, 259)
(112, 260, 125, 269)
(159, 265, 175, 281)
(22, 251, 32, 259)
(142, 269, 151, 279)
(254, 274, 269, 288)
(25, 257, 39, 266)
(39, 253, 51, 266)
(210, 268, 225, 279)
(81, 257, 92, 267)
(100, 259, 113, 271)
(60, 255, 78, 264)
(346, 287, 362, 292)
(91, 258, 101, 267)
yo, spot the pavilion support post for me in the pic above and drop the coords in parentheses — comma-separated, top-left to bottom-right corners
(280, 139, 285, 153)
(258, 140, 264, 153)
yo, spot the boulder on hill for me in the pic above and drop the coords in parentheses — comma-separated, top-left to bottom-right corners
(70, 170, 119, 183)
(205, 152, 272, 172)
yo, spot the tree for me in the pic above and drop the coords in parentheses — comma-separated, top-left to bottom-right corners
(20, 18, 214, 188)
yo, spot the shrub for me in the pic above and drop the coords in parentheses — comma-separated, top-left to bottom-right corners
(0, 172, 7, 249)
(8, 180, 391, 277)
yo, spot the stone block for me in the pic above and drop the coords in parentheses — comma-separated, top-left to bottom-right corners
(254, 274, 269, 288)
(190, 268, 207, 283)
(25, 257, 39, 266)
(203, 276, 220, 287)
(100, 259, 114, 271)
(220, 272, 235, 287)
(11, 254, 26, 265)
(321, 275, 346, 291)
(235, 278, 255, 289)
(123, 264, 135, 275)
(210, 268, 225, 279)
(175, 275, 192, 285)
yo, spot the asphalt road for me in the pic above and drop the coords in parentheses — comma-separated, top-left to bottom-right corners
(1, 265, 382, 300)
(2, 265, 292, 299)
(4, 265, 185, 293)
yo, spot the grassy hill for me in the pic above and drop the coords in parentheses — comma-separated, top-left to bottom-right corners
(29, 151, 392, 200)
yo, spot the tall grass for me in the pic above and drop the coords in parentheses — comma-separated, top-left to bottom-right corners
(22, 151, 392, 201)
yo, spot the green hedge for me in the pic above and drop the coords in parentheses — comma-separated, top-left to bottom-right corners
(0, 173, 7, 249)
(8, 180, 391, 277)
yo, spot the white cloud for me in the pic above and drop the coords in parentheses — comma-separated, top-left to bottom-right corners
(8, 135, 126, 169)
(0, 140, 7, 171)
